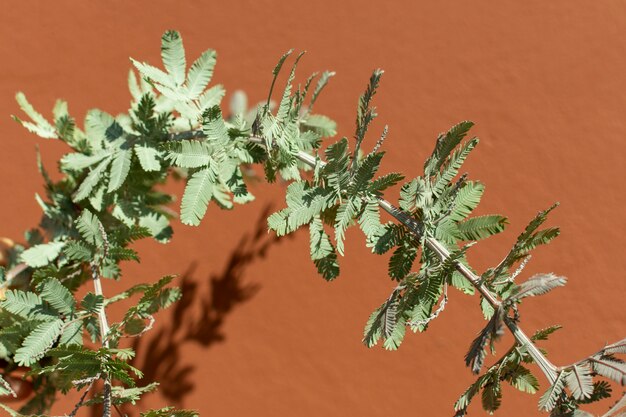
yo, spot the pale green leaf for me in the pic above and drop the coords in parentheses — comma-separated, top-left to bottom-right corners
(108, 148, 132, 192)
(161, 30, 186, 86)
(180, 168, 215, 226)
(14, 319, 64, 366)
(186, 49, 217, 99)
(20, 242, 65, 268)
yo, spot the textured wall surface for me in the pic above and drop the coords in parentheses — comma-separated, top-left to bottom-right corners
(0, 1, 625, 416)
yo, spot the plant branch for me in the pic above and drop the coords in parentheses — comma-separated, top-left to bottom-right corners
(168, 129, 560, 383)
(244, 134, 559, 383)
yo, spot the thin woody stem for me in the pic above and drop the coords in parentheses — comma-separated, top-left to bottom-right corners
(89, 223, 113, 417)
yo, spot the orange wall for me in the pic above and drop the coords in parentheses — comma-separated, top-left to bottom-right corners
(1, 2, 625, 416)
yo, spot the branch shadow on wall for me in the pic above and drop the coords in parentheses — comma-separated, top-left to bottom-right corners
(128, 204, 288, 408)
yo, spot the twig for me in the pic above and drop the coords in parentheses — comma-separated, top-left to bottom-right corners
(407, 283, 448, 328)
(89, 223, 112, 417)
(68, 380, 95, 417)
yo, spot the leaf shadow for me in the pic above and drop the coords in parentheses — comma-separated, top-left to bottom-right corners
(124, 204, 288, 410)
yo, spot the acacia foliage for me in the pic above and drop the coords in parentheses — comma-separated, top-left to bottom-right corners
(0, 30, 623, 417)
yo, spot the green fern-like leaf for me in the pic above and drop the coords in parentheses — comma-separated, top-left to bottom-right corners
(302, 114, 337, 138)
(73, 156, 112, 202)
(457, 215, 508, 241)
(166, 140, 213, 168)
(20, 242, 65, 268)
(309, 216, 339, 281)
(507, 366, 539, 394)
(161, 30, 186, 86)
(180, 168, 216, 226)
(76, 210, 104, 246)
(14, 92, 57, 139)
(108, 148, 132, 192)
(40, 278, 75, 315)
(186, 49, 216, 99)
(565, 364, 594, 400)
(432, 137, 478, 196)
(539, 370, 567, 412)
(449, 181, 484, 222)
(388, 241, 418, 280)
(202, 106, 229, 146)
(358, 200, 383, 244)
(334, 199, 359, 255)
(508, 273, 567, 301)
(14, 319, 64, 366)
(134, 145, 161, 171)
(1, 290, 49, 320)
(424, 121, 474, 177)
(349, 152, 384, 196)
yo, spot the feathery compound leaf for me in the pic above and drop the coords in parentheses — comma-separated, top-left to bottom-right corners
(565, 365, 594, 400)
(180, 168, 215, 226)
(61, 150, 111, 171)
(604, 338, 626, 355)
(302, 114, 337, 138)
(373, 223, 406, 255)
(14, 319, 64, 366)
(141, 407, 198, 417)
(130, 59, 176, 90)
(73, 156, 111, 202)
(465, 306, 504, 374)
(353, 69, 383, 158)
(40, 278, 75, 315)
(324, 137, 351, 199)
(457, 215, 508, 241)
(59, 321, 82, 346)
(388, 241, 418, 280)
(369, 172, 404, 196)
(481, 379, 502, 414)
(202, 106, 229, 145)
(539, 370, 567, 412)
(268, 182, 327, 236)
(588, 355, 626, 385)
(450, 181, 484, 222)
(383, 315, 406, 351)
(76, 210, 104, 246)
(363, 288, 402, 348)
(14, 92, 57, 139)
(398, 178, 428, 213)
(508, 273, 567, 301)
(161, 30, 186, 86)
(424, 121, 474, 177)
(350, 152, 384, 195)
(309, 216, 339, 281)
(334, 199, 358, 256)
(358, 200, 383, 243)
(277, 51, 305, 122)
(516, 227, 560, 256)
(531, 325, 562, 341)
(167, 140, 213, 168)
(135, 145, 161, 171)
(20, 241, 65, 268)
(508, 366, 539, 394)
(432, 137, 478, 196)
(308, 70, 335, 112)
(186, 49, 217, 99)
(108, 148, 132, 192)
(1, 290, 46, 319)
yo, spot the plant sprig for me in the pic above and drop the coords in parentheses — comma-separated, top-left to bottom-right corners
(0, 30, 623, 417)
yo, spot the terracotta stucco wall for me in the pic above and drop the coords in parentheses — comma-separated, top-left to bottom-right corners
(0, 1, 625, 416)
